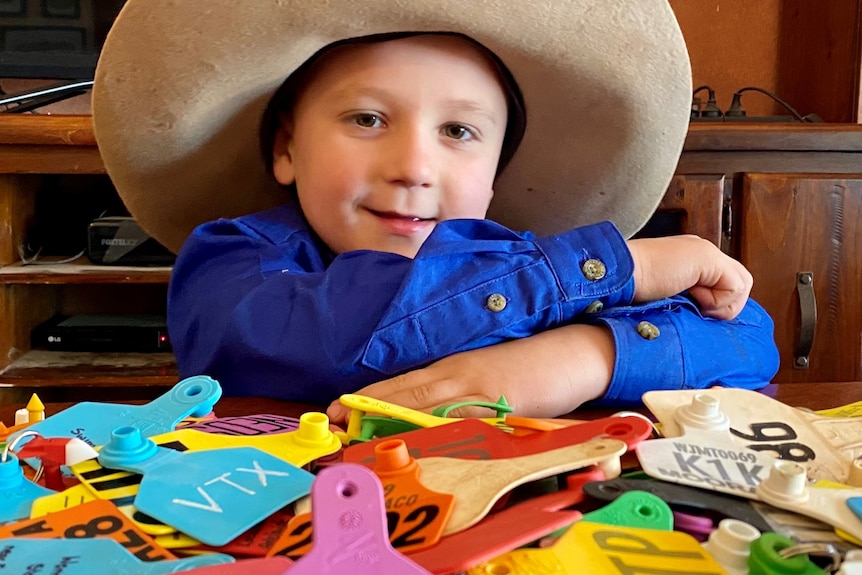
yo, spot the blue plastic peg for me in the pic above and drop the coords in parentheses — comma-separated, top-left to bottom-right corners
(0, 452, 55, 522)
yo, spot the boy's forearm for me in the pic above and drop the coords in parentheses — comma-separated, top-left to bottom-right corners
(540, 323, 615, 409)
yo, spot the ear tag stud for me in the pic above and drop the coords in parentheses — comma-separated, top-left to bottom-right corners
(580, 490, 673, 530)
(352, 415, 422, 442)
(644, 388, 855, 483)
(755, 459, 862, 542)
(183, 413, 302, 436)
(344, 415, 650, 467)
(409, 438, 626, 535)
(467, 521, 728, 575)
(150, 412, 342, 467)
(285, 463, 434, 575)
(96, 425, 314, 546)
(0, 538, 233, 574)
(12, 375, 222, 449)
(0, 452, 55, 522)
(337, 394, 507, 443)
(583, 477, 773, 533)
(638, 394, 778, 499)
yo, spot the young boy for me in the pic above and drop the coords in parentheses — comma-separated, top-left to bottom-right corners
(91, 0, 779, 420)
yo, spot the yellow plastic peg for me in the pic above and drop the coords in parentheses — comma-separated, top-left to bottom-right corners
(26, 393, 45, 422)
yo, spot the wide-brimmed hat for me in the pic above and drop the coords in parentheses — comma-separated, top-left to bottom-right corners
(92, 0, 691, 253)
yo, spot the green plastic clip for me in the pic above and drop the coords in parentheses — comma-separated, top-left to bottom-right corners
(432, 395, 514, 418)
(748, 533, 828, 575)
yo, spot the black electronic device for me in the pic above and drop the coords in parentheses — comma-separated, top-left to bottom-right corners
(0, 0, 127, 80)
(87, 216, 175, 266)
(31, 314, 172, 352)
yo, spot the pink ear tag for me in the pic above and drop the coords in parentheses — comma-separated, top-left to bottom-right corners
(286, 463, 433, 575)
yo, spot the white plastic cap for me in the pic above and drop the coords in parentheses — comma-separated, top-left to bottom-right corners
(701, 519, 761, 575)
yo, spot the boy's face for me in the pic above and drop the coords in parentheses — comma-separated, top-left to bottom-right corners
(272, 35, 509, 258)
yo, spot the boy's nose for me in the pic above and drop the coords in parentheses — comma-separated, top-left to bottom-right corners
(383, 129, 437, 190)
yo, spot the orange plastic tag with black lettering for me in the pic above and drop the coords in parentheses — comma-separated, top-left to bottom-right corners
(0, 499, 175, 562)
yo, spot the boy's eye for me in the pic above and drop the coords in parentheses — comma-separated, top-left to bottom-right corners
(352, 113, 383, 128)
(443, 124, 475, 140)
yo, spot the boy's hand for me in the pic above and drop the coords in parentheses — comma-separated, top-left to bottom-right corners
(325, 324, 614, 424)
(626, 235, 752, 320)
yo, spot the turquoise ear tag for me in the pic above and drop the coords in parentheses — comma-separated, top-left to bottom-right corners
(0, 452, 55, 523)
(13, 376, 222, 448)
(0, 538, 233, 574)
(97, 426, 314, 546)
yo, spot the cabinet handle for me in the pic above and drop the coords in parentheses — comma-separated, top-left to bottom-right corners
(794, 272, 816, 369)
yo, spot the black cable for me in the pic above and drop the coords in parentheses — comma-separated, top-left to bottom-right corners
(733, 87, 807, 122)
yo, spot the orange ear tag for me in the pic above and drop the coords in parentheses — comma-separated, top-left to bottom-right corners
(149, 412, 342, 467)
(268, 439, 456, 557)
(0, 499, 175, 562)
(415, 438, 626, 536)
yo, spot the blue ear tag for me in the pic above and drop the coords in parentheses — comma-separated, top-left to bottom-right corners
(98, 426, 314, 546)
(12, 376, 222, 448)
(0, 538, 233, 574)
(0, 453, 56, 522)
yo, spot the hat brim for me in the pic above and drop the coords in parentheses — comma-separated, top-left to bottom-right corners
(93, 0, 691, 253)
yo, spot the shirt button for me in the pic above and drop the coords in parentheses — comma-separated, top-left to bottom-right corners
(584, 301, 604, 313)
(486, 293, 508, 312)
(582, 259, 607, 281)
(637, 321, 660, 340)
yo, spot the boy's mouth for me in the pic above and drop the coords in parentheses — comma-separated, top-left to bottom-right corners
(367, 209, 435, 222)
(367, 208, 436, 236)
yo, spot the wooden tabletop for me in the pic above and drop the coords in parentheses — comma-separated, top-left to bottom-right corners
(2, 382, 859, 426)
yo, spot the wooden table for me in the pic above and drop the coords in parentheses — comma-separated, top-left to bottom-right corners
(2, 382, 859, 426)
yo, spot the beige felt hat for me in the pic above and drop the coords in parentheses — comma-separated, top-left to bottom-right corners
(92, 0, 692, 253)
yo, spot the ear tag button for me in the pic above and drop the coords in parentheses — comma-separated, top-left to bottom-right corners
(580, 490, 674, 530)
(150, 412, 342, 467)
(96, 425, 314, 546)
(467, 521, 728, 574)
(0, 538, 233, 574)
(644, 388, 853, 483)
(582, 477, 773, 533)
(0, 453, 55, 522)
(414, 438, 626, 535)
(755, 459, 862, 542)
(12, 376, 222, 449)
(343, 415, 650, 466)
(285, 463, 434, 575)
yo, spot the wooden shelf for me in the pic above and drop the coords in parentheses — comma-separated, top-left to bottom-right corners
(0, 350, 177, 386)
(0, 257, 171, 284)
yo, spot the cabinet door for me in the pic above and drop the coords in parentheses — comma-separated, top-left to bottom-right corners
(739, 174, 862, 383)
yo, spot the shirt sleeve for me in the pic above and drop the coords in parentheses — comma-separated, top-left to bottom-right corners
(591, 295, 780, 404)
(167, 210, 635, 403)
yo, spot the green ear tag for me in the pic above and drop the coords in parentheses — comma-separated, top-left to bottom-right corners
(581, 490, 674, 530)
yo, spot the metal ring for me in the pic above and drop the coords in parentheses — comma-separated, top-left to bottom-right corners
(2, 430, 45, 481)
(777, 542, 842, 572)
(611, 411, 661, 438)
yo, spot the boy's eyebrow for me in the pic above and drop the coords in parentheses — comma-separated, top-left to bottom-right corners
(329, 85, 500, 125)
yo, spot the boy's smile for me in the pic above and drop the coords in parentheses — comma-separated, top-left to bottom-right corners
(272, 35, 509, 258)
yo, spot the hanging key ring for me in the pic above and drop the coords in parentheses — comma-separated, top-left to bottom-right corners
(2, 430, 46, 482)
(778, 542, 842, 573)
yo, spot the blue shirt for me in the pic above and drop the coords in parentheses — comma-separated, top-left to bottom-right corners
(168, 203, 779, 406)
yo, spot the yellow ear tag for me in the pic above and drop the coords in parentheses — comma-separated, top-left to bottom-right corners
(468, 522, 729, 574)
(29, 484, 97, 518)
(149, 411, 342, 467)
(338, 394, 506, 443)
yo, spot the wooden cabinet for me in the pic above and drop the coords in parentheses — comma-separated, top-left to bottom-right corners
(675, 124, 862, 384)
(0, 117, 859, 404)
(0, 116, 175, 404)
